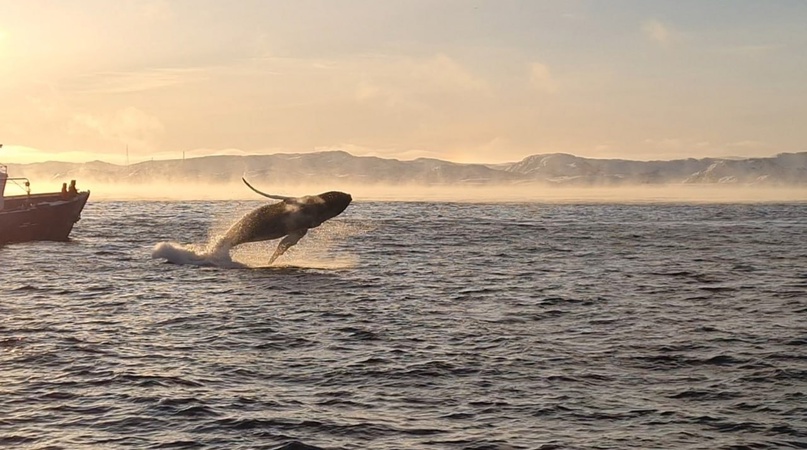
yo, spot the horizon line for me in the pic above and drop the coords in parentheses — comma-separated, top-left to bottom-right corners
(4, 149, 804, 167)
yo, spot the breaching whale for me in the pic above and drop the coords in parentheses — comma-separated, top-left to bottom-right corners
(214, 178, 352, 265)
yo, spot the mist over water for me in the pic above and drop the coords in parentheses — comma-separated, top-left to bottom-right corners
(76, 180, 807, 203)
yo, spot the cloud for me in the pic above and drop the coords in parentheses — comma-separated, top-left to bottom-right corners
(418, 54, 489, 92)
(727, 140, 767, 148)
(643, 138, 684, 148)
(349, 53, 491, 111)
(64, 68, 206, 94)
(68, 107, 164, 152)
(720, 44, 783, 57)
(642, 19, 676, 46)
(640, 137, 771, 159)
(365, 53, 489, 95)
(138, 0, 174, 22)
(25, 83, 63, 117)
(529, 62, 558, 94)
(355, 79, 382, 102)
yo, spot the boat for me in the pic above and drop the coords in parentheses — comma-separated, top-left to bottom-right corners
(1, 146, 90, 245)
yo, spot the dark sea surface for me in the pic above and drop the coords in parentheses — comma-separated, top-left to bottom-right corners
(1, 200, 806, 450)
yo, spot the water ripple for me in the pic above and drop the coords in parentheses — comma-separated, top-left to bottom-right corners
(1, 201, 805, 448)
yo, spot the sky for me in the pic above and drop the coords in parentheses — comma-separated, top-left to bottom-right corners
(1, 0, 806, 165)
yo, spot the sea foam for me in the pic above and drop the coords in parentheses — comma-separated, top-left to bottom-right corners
(151, 241, 244, 268)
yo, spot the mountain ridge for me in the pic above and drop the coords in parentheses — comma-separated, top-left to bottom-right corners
(5, 150, 807, 187)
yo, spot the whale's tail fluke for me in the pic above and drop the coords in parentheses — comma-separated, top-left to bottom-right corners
(242, 177, 292, 201)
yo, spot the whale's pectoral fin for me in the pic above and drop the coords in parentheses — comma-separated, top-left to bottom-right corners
(268, 228, 308, 265)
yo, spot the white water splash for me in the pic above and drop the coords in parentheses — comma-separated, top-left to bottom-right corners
(151, 241, 244, 268)
(151, 220, 368, 269)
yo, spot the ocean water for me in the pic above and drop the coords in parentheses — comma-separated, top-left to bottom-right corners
(1, 200, 806, 450)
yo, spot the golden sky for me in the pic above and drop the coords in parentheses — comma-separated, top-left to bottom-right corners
(1, 0, 805, 164)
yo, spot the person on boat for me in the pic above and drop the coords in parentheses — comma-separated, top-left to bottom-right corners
(61, 182, 68, 199)
(68, 180, 78, 196)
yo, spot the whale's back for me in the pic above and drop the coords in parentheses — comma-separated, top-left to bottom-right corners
(222, 202, 292, 247)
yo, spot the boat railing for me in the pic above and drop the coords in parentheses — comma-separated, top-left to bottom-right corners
(4, 177, 31, 195)
(0, 164, 5, 210)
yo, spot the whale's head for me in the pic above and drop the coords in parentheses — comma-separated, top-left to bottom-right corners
(293, 191, 352, 228)
(316, 191, 352, 220)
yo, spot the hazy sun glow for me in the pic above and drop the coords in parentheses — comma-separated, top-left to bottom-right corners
(1, 1, 805, 165)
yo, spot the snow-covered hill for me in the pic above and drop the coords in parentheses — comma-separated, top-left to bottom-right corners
(6, 150, 807, 187)
(503, 152, 807, 186)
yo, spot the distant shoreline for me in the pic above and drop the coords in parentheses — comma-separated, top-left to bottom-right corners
(5, 151, 807, 200)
